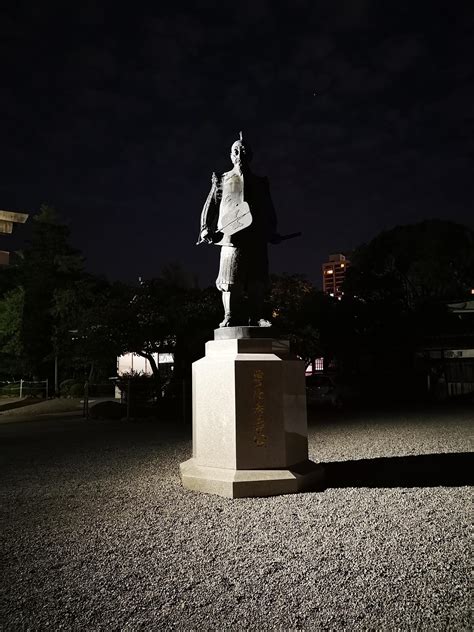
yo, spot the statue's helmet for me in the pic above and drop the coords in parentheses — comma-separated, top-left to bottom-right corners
(230, 131, 253, 165)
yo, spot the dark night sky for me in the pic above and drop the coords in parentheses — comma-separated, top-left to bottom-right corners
(1, 1, 473, 288)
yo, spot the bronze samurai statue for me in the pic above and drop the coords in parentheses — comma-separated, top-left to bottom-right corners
(197, 133, 283, 328)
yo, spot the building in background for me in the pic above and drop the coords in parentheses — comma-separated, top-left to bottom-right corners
(0, 209, 29, 265)
(115, 352, 174, 398)
(322, 253, 350, 297)
(117, 352, 174, 376)
(416, 299, 474, 399)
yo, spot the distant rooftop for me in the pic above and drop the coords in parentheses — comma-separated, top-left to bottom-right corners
(327, 253, 347, 262)
(448, 300, 474, 314)
(0, 209, 29, 235)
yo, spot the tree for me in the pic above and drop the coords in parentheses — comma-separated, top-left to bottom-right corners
(345, 220, 474, 310)
(269, 274, 326, 367)
(0, 204, 86, 380)
(50, 274, 115, 382)
(338, 220, 474, 396)
(0, 287, 25, 376)
(23, 205, 86, 377)
(72, 274, 221, 389)
(342, 220, 474, 354)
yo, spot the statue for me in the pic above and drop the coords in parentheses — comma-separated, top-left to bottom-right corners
(182, 134, 318, 499)
(197, 133, 282, 327)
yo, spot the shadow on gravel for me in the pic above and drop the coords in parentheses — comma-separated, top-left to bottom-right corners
(323, 452, 474, 488)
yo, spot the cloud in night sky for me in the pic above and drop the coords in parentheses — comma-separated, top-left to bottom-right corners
(0, 0, 473, 287)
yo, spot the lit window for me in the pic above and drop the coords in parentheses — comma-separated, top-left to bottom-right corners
(471, 289, 474, 295)
(329, 292, 334, 297)
(326, 269, 334, 275)
(340, 263, 345, 268)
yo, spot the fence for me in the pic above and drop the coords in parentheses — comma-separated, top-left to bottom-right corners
(81, 377, 191, 422)
(0, 379, 49, 399)
(81, 380, 119, 419)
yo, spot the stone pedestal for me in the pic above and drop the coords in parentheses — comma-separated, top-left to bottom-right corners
(180, 329, 324, 498)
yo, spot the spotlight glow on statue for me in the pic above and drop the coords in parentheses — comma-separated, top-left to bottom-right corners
(197, 132, 283, 328)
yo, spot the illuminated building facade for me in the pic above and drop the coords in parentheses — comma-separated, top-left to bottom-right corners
(322, 253, 350, 296)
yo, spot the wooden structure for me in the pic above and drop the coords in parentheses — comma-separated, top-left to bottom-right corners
(0, 209, 29, 265)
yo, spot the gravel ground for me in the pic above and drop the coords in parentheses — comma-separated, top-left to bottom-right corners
(0, 404, 472, 631)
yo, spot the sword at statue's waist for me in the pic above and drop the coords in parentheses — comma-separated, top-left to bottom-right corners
(278, 232, 302, 241)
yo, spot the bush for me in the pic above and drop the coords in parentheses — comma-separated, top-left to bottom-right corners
(89, 401, 126, 420)
(0, 383, 21, 397)
(59, 379, 76, 397)
(115, 372, 158, 406)
(69, 382, 84, 398)
(88, 383, 116, 398)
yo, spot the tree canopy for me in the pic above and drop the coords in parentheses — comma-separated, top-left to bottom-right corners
(0, 205, 85, 378)
(0, 210, 472, 398)
(345, 220, 474, 310)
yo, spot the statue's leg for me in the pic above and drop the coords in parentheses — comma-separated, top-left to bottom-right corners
(217, 246, 244, 327)
(219, 290, 232, 327)
(219, 285, 243, 327)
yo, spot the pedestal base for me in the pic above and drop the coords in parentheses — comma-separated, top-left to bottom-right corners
(180, 458, 325, 499)
(180, 333, 322, 498)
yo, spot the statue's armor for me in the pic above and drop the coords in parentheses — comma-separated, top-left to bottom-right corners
(199, 170, 277, 291)
(218, 172, 244, 229)
(216, 172, 251, 244)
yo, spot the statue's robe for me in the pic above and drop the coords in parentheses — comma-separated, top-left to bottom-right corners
(199, 170, 277, 291)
